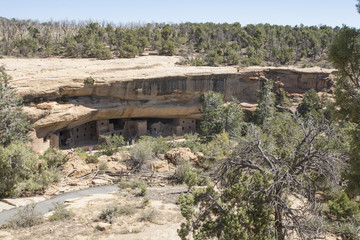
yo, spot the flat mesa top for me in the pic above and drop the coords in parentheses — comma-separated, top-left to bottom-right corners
(0, 55, 334, 96)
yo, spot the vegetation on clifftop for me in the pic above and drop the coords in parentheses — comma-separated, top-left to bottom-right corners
(0, 17, 336, 67)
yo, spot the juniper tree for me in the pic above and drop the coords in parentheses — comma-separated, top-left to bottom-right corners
(179, 112, 347, 240)
(328, 26, 360, 195)
(0, 67, 30, 146)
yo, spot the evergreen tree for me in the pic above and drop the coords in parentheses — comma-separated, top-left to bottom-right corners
(328, 26, 360, 195)
(200, 91, 244, 141)
(0, 67, 31, 147)
(253, 80, 276, 126)
(297, 88, 322, 116)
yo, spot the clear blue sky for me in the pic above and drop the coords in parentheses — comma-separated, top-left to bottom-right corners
(0, 0, 359, 28)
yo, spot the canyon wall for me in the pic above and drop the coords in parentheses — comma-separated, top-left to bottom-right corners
(22, 68, 333, 140)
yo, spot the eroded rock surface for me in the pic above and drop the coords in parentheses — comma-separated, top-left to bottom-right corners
(1, 56, 334, 149)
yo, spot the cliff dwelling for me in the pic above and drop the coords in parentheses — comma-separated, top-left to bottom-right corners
(0, 57, 335, 154)
(51, 118, 197, 149)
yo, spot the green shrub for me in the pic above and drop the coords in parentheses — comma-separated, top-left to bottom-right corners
(84, 76, 95, 86)
(184, 170, 199, 191)
(327, 192, 360, 222)
(0, 142, 38, 197)
(331, 222, 360, 240)
(98, 204, 137, 223)
(177, 193, 195, 220)
(98, 204, 119, 223)
(86, 154, 99, 164)
(142, 198, 150, 207)
(98, 160, 108, 171)
(40, 148, 68, 168)
(98, 134, 125, 156)
(118, 182, 131, 189)
(74, 147, 89, 162)
(5, 204, 44, 228)
(119, 44, 139, 58)
(117, 205, 137, 216)
(139, 209, 159, 223)
(130, 140, 154, 170)
(130, 181, 148, 197)
(48, 202, 74, 221)
(16, 167, 61, 196)
(174, 160, 192, 184)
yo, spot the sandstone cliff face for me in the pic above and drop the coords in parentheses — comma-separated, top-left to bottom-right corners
(22, 69, 333, 139)
(0, 57, 333, 139)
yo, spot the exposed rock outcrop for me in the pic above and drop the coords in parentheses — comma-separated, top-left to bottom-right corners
(0, 56, 334, 149)
(165, 148, 198, 165)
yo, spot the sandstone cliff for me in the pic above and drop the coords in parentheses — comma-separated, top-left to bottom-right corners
(0, 56, 334, 140)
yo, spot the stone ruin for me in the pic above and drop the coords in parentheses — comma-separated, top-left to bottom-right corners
(45, 118, 198, 149)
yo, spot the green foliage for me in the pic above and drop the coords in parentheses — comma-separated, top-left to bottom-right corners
(200, 91, 244, 141)
(14, 37, 39, 56)
(0, 142, 37, 197)
(130, 181, 147, 197)
(117, 181, 131, 189)
(0, 143, 62, 198)
(98, 134, 125, 156)
(117, 204, 137, 216)
(179, 110, 348, 239)
(0, 67, 31, 146)
(253, 80, 276, 126)
(276, 89, 291, 107)
(40, 148, 68, 168)
(160, 40, 176, 56)
(297, 88, 322, 116)
(48, 202, 74, 222)
(0, 18, 337, 65)
(330, 222, 360, 240)
(140, 208, 159, 223)
(328, 26, 360, 195)
(177, 193, 195, 220)
(74, 147, 89, 162)
(178, 172, 274, 240)
(129, 138, 154, 170)
(119, 43, 139, 58)
(327, 192, 360, 222)
(184, 169, 199, 191)
(98, 204, 137, 223)
(83, 76, 95, 86)
(5, 204, 44, 229)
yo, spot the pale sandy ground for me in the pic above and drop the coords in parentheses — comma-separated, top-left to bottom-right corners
(0, 56, 334, 97)
(0, 187, 185, 240)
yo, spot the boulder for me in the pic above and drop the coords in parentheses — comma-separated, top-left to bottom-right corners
(165, 147, 198, 165)
(97, 155, 111, 162)
(106, 161, 127, 171)
(150, 160, 169, 172)
(96, 222, 112, 231)
(111, 151, 131, 162)
(62, 155, 92, 178)
(92, 179, 110, 186)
